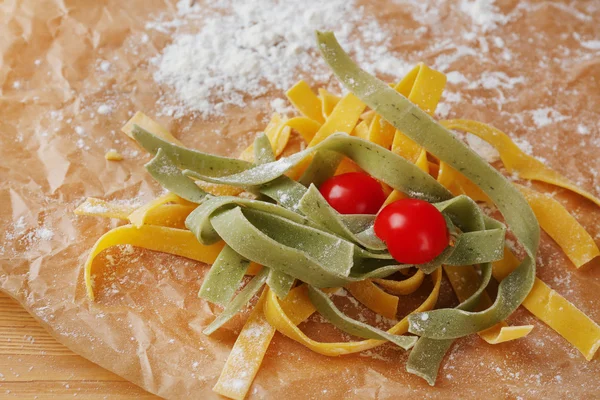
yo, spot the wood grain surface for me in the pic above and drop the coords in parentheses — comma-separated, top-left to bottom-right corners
(0, 292, 159, 399)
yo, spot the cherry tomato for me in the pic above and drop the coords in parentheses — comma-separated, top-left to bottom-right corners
(319, 172, 386, 215)
(374, 199, 449, 264)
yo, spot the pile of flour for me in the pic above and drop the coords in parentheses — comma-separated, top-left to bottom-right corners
(149, 0, 412, 118)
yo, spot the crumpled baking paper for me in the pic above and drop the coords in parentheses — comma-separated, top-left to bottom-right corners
(0, 0, 599, 399)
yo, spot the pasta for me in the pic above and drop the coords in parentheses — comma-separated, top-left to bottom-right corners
(77, 30, 600, 398)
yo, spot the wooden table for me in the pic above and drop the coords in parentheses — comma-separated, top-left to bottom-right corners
(0, 292, 159, 399)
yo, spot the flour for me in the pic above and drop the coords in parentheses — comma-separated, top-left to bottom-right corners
(97, 104, 113, 115)
(530, 107, 569, 128)
(446, 71, 468, 85)
(4, 218, 54, 249)
(467, 71, 525, 90)
(99, 60, 111, 72)
(466, 134, 501, 163)
(35, 227, 54, 241)
(269, 98, 294, 117)
(459, 0, 509, 32)
(580, 40, 600, 50)
(150, 0, 411, 118)
(576, 124, 590, 135)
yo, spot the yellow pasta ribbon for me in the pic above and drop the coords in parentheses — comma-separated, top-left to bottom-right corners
(345, 280, 399, 319)
(128, 193, 193, 227)
(122, 111, 183, 145)
(308, 93, 366, 146)
(333, 159, 363, 176)
(286, 93, 367, 179)
(444, 265, 533, 344)
(519, 185, 599, 268)
(318, 88, 341, 119)
(353, 120, 370, 140)
(437, 161, 491, 203)
(372, 270, 425, 296)
(239, 113, 291, 161)
(493, 248, 600, 360)
(384, 64, 446, 204)
(74, 198, 194, 229)
(415, 148, 429, 174)
(213, 290, 276, 400)
(285, 117, 322, 143)
(382, 147, 429, 207)
(360, 109, 376, 123)
(195, 182, 244, 197)
(84, 225, 224, 300)
(214, 285, 321, 400)
(286, 80, 325, 124)
(104, 150, 123, 161)
(75, 198, 137, 220)
(263, 269, 442, 356)
(436, 162, 463, 196)
(391, 64, 447, 162)
(139, 204, 196, 229)
(440, 119, 600, 207)
(367, 110, 395, 149)
(246, 262, 263, 276)
(477, 309, 534, 344)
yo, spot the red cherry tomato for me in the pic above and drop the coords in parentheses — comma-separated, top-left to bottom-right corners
(374, 199, 449, 264)
(319, 172, 386, 215)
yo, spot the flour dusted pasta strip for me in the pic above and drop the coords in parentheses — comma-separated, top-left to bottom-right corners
(441, 119, 600, 207)
(493, 248, 600, 360)
(518, 185, 599, 267)
(84, 225, 224, 300)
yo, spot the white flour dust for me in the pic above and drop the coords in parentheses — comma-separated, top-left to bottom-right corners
(149, 0, 411, 118)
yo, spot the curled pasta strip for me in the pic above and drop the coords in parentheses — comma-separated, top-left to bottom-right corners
(263, 270, 442, 356)
(84, 225, 224, 300)
(440, 119, 600, 207)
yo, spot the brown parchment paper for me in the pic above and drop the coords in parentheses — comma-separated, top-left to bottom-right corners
(1, 0, 599, 398)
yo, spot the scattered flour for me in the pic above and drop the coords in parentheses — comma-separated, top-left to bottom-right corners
(530, 107, 569, 128)
(435, 102, 452, 119)
(576, 124, 590, 135)
(269, 98, 294, 117)
(78, 202, 109, 214)
(150, 0, 411, 118)
(99, 60, 112, 72)
(446, 71, 469, 84)
(467, 71, 525, 90)
(35, 227, 54, 241)
(3, 218, 54, 249)
(466, 134, 501, 163)
(459, 0, 509, 32)
(580, 40, 600, 50)
(97, 104, 113, 115)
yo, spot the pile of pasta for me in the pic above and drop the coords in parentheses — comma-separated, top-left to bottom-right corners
(76, 32, 600, 400)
